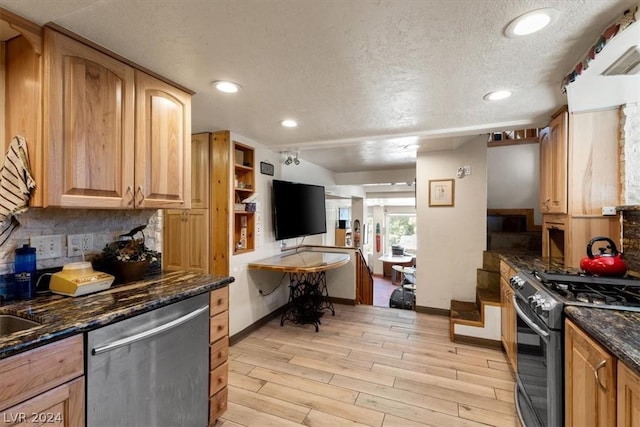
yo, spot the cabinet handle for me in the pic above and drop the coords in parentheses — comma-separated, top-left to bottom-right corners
(126, 186, 134, 206)
(137, 185, 145, 205)
(595, 360, 607, 392)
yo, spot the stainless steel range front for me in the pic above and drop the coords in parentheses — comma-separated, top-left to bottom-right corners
(510, 272, 563, 427)
(509, 269, 640, 427)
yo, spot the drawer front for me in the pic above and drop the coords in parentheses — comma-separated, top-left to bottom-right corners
(209, 361, 228, 397)
(209, 311, 229, 343)
(209, 387, 228, 424)
(210, 337, 229, 369)
(0, 335, 83, 411)
(210, 287, 229, 317)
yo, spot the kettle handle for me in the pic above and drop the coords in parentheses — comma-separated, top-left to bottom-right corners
(586, 236, 619, 259)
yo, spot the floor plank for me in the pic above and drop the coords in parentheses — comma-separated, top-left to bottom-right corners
(226, 303, 518, 426)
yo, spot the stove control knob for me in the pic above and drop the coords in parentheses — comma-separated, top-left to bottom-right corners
(510, 276, 524, 290)
(528, 295, 541, 308)
(540, 302, 552, 317)
(535, 298, 547, 314)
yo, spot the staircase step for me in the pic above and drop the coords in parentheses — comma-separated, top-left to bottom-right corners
(482, 251, 501, 272)
(477, 287, 500, 307)
(487, 231, 541, 252)
(450, 300, 481, 323)
(476, 269, 500, 292)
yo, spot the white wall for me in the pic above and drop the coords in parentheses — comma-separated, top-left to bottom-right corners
(487, 143, 541, 225)
(416, 136, 488, 309)
(227, 133, 357, 336)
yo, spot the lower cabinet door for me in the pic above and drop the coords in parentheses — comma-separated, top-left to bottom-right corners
(1, 377, 84, 427)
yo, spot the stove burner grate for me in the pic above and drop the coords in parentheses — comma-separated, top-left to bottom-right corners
(575, 292, 627, 306)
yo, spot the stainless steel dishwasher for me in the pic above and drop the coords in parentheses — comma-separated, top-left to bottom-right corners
(86, 293, 209, 427)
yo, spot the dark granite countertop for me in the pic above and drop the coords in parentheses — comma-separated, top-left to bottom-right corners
(0, 270, 234, 360)
(499, 253, 580, 274)
(565, 306, 640, 374)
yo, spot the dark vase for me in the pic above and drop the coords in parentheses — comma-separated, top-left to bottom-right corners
(111, 259, 150, 283)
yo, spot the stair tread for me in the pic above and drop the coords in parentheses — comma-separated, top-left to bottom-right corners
(477, 287, 500, 305)
(450, 300, 481, 322)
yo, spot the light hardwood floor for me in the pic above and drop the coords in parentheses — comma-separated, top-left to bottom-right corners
(218, 303, 519, 427)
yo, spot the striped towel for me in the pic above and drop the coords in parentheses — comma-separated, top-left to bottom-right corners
(0, 136, 36, 227)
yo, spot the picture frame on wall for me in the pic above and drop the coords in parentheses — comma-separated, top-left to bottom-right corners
(428, 179, 455, 207)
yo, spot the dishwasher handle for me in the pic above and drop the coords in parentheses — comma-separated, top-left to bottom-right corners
(91, 305, 209, 355)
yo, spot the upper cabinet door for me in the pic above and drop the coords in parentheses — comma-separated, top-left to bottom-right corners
(134, 71, 191, 209)
(539, 109, 568, 214)
(44, 28, 135, 208)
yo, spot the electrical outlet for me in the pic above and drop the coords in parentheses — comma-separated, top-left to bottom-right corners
(67, 233, 95, 257)
(602, 206, 617, 216)
(463, 165, 472, 176)
(30, 235, 64, 260)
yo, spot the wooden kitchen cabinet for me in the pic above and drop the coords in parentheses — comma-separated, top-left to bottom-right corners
(163, 133, 210, 273)
(618, 361, 640, 427)
(134, 70, 191, 209)
(209, 286, 229, 425)
(163, 209, 210, 273)
(541, 107, 621, 268)
(539, 107, 568, 214)
(1, 9, 44, 206)
(44, 26, 191, 209)
(499, 260, 516, 371)
(0, 335, 85, 426)
(565, 319, 617, 427)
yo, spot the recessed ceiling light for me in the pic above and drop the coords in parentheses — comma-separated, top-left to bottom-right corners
(281, 119, 298, 128)
(505, 8, 559, 38)
(483, 90, 512, 101)
(212, 80, 241, 93)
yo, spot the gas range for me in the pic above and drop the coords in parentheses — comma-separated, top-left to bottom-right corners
(509, 269, 640, 329)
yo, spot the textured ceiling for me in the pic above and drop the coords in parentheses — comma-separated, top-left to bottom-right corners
(0, 0, 636, 173)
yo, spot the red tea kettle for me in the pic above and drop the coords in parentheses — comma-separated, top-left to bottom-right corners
(579, 236, 628, 277)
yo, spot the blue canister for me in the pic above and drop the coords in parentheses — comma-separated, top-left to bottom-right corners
(15, 244, 36, 299)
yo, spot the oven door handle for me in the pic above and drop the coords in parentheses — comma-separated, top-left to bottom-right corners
(512, 295, 550, 339)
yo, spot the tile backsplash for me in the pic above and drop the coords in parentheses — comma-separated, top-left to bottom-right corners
(0, 208, 162, 274)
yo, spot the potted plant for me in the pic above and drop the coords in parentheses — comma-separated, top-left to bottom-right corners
(98, 225, 160, 283)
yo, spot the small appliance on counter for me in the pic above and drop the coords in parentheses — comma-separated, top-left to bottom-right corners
(49, 262, 115, 297)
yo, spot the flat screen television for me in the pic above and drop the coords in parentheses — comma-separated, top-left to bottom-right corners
(272, 179, 327, 241)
